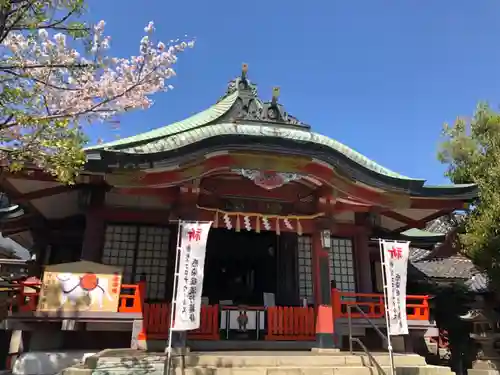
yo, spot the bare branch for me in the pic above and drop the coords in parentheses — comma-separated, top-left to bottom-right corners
(0, 63, 93, 70)
(1, 68, 80, 91)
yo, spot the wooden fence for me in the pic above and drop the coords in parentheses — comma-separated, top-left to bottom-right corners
(265, 306, 316, 341)
(142, 303, 219, 340)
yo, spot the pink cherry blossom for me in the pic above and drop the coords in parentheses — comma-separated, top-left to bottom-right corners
(0, 19, 194, 180)
(1, 20, 193, 123)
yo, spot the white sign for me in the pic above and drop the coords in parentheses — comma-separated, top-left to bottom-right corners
(381, 240, 410, 336)
(171, 222, 212, 331)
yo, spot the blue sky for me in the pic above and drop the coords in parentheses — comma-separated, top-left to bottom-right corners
(84, 0, 500, 185)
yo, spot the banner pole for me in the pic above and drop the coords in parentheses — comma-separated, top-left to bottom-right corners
(378, 239, 395, 375)
(165, 220, 183, 375)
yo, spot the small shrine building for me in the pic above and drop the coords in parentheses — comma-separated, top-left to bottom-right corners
(0, 65, 477, 352)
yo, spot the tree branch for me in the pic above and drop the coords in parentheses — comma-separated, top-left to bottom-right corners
(1, 68, 80, 91)
(0, 63, 94, 70)
(0, 0, 35, 44)
(0, 63, 159, 130)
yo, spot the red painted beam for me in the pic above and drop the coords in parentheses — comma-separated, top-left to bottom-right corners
(13, 184, 86, 203)
(95, 205, 363, 237)
(201, 178, 311, 201)
(0, 177, 45, 219)
(94, 207, 171, 225)
(113, 187, 179, 204)
(334, 201, 372, 213)
(397, 209, 451, 232)
(3, 169, 57, 182)
(381, 210, 419, 227)
(126, 158, 390, 206)
(302, 162, 388, 205)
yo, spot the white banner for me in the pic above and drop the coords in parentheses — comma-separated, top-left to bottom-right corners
(381, 240, 410, 336)
(171, 222, 212, 331)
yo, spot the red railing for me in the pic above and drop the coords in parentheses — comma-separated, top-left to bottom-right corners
(8, 281, 431, 343)
(266, 306, 315, 341)
(332, 289, 430, 321)
(142, 303, 219, 340)
(9, 280, 147, 314)
(118, 282, 146, 313)
(14, 281, 41, 312)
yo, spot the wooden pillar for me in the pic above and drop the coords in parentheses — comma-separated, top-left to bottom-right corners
(174, 183, 200, 222)
(81, 187, 105, 261)
(29, 220, 49, 277)
(81, 211, 104, 261)
(354, 213, 373, 293)
(312, 227, 337, 349)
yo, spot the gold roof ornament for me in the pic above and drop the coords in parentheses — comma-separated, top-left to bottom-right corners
(241, 63, 248, 80)
(272, 86, 280, 104)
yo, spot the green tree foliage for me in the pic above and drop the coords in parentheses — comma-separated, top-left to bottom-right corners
(409, 279, 475, 375)
(438, 104, 500, 290)
(429, 283, 475, 375)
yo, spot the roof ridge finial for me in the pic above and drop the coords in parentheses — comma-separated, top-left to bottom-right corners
(241, 63, 248, 81)
(271, 86, 280, 104)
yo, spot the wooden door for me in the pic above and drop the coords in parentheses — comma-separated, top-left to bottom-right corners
(276, 233, 299, 306)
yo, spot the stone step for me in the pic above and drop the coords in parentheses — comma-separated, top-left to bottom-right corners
(173, 366, 455, 375)
(89, 365, 455, 375)
(93, 352, 428, 369)
(85, 351, 454, 375)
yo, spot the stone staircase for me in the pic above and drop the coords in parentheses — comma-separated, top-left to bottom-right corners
(60, 350, 456, 375)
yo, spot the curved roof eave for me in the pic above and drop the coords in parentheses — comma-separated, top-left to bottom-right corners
(85, 129, 478, 198)
(83, 71, 477, 199)
(90, 123, 414, 179)
(414, 183, 478, 198)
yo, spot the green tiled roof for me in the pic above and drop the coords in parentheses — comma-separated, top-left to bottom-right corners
(85, 91, 240, 151)
(109, 122, 411, 180)
(401, 228, 446, 239)
(85, 77, 416, 180)
(83, 74, 476, 192)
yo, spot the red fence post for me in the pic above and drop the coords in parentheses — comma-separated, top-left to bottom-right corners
(421, 296, 430, 320)
(137, 280, 147, 313)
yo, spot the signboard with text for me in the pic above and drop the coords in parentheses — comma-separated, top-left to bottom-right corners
(381, 240, 410, 336)
(171, 222, 212, 331)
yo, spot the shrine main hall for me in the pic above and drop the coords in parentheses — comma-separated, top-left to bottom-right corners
(1, 65, 476, 351)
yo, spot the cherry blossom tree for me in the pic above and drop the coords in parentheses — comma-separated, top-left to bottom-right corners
(0, 0, 193, 183)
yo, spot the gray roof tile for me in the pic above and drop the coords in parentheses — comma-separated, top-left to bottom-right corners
(412, 255, 478, 279)
(409, 248, 432, 262)
(408, 214, 487, 292)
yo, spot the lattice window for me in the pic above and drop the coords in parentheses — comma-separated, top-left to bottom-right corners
(101, 224, 171, 300)
(102, 225, 137, 283)
(135, 226, 170, 300)
(297, 235, 313, 303)
(328, 238, 356, 292)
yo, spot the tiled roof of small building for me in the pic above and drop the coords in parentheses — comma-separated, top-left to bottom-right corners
(412, 255, 479, 279)
(408, 214, 488, 292)
(409, 248, 432, 262)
